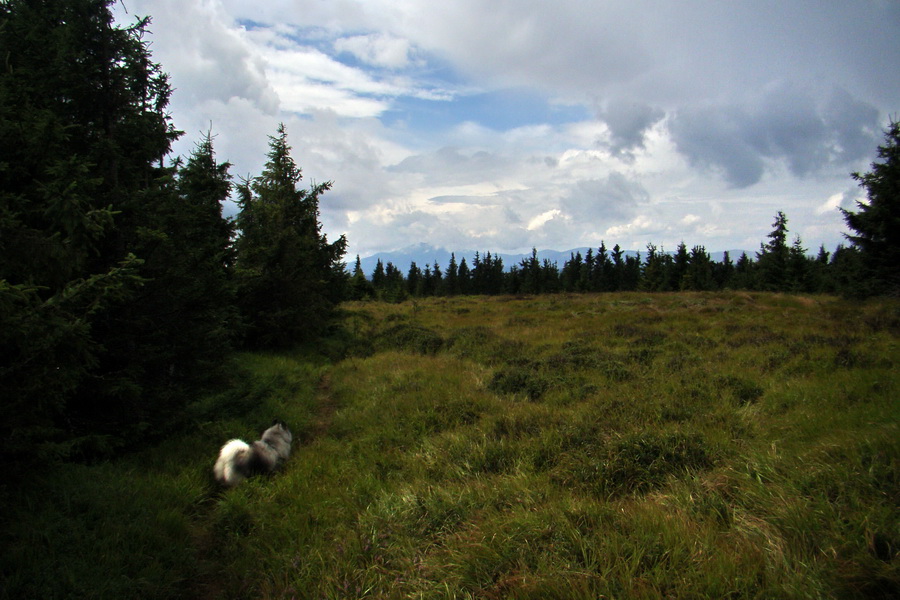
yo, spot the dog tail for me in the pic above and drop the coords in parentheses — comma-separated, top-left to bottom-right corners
(214, 439, 251, 487)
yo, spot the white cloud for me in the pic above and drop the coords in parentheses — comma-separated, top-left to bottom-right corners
(112, 0, 897, 260)
(527, 209, 562, 231)
(334, 33, 418, 69)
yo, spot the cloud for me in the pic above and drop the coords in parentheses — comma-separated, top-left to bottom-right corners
(560, 173, 649, 223)
(388, 146, 515, 186)
(334, 33, 418, 69)
(605, 215, 660, 241)
(597, 101, 665, 160)
(668, 82, 880, 188)
(118, 0, 278, 112)
(113, 0, 898, 260)
(817, 185, 865, 217)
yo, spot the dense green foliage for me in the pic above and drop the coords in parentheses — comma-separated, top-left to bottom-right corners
(4, 293, 898, 598)
(842, 120, 900, 297)
(235, 125, 348, 348)
(0, 0, 182, 459)
(0, 1, 343, 461)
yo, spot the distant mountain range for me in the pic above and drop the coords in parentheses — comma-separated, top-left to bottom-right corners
(355, 243, 748, 276)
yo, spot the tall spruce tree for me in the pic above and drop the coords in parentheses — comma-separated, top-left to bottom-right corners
(235, 124, 347, 348)
(349, 255, 373, 300)
(162, 134, 238, 381)
(0, 0, 208, 459)
(841, 120, 900, 297)
(756, 211, 790, 291)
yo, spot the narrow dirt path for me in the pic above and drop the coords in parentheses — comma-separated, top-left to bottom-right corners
(189, 368, 340, 599)
(304, 372, 338, 443)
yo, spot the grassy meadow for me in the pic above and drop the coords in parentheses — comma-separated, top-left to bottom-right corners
(3, 292, 899, 599)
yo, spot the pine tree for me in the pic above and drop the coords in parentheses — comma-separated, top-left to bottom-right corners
(349, 255, 374, 300)
(579, 248, 594, 292)
(116, 133, 239, 408)
(611, 245, 625, 291)
(457, 257, 472, 295)
(561, 252, 583, 292)
(756, 211, 790, 291)
(830, 244, 865, 296)
(485, 252, 505, 294)
(444, 253, 460, 295)
(235, 124, 347, 348)
(684, 245, 714, 291)
(0, 0, 197, 459)
(841, 120, 900, 296)
(672, 242, 690, 290)
(642, 244, 667, 291)
(407, 262, 423, 296)
(732, 252, 757, 290)
(372, 259, 387, 293)
(622, 253, 642, 291)
(520, 248, 542, 294)
(383, 262, 407, 303)
(714, 251, 735, 289)
(431, 261, 443, 295)
(787, 236, 810, 292)
(592, 242, 611, 291)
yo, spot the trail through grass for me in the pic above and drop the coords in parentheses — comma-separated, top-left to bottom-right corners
(3, 292, 898, 599)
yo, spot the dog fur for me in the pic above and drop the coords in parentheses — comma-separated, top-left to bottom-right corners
(213, 421, 293, 487)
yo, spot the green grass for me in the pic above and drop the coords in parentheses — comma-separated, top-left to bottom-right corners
(3, 292, 898, 598)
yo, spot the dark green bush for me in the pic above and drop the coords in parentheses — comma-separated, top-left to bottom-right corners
(488, 366, 551, 400)
(374, 324, 444, 355)
(603, 432, 712, 496)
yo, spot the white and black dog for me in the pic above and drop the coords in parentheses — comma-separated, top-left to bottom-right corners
(214, 421, 293, 487)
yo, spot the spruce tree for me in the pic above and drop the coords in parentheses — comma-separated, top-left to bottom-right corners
(714, 251, 736, 289)
(841, 120, 900, 296)
(372, 259, 387, 294)
(0, 0, 198, 458)
(684, 245, 714, 291)
(756, 211, 790, 291)
(235, 124, 347, 348)
(672, 242, 690, 290)
(642, 244, 667, 291)
(407, 262, 423, 296)
(593, 242, 611, 291)
(444, 253, 460, 295)
(732, 252, 757, 290)
(787, 236, 810, 292)
(457, 257, 472, 295)
(383, 262, 407, 303)
(349, 255, 374, 300)
(611, 245, 625, 291)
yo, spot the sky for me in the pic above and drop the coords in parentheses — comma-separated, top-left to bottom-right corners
(114, 0, 899, 260)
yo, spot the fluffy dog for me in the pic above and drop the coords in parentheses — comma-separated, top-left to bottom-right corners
(214, 421, 293, 487)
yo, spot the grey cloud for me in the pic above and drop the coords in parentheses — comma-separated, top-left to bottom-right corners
(388, 146, 513, 186)
(667, 105, 764, 188)
(598, 101, 665, 160)
(669, 84, 880, 188)
(560, 173, 648, 223)
(825, 88, 881, 163)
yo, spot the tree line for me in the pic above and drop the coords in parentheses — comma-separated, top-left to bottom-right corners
(348, 211, 870, 301)
(1, 0, 897, 464)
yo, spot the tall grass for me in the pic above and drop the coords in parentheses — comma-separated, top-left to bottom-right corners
(3, 292, 898, 598)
